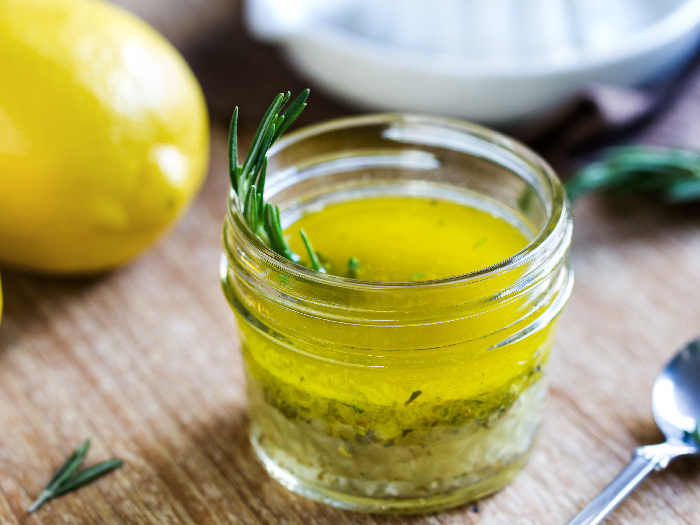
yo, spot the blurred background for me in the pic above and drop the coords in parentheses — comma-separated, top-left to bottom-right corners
(2, 2, 700, 523)
(110, 0, 353, 135)
(113, 0, 700, 170)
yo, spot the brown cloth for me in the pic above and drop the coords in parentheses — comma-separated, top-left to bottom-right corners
(512, 52, 700, 174)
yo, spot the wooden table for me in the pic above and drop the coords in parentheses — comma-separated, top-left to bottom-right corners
(2, 3, 700, 524)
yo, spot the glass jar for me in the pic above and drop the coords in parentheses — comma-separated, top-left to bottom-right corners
(220, 114, 573, 513)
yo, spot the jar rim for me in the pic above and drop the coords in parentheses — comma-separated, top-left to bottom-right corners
(226, 113, 571, 291)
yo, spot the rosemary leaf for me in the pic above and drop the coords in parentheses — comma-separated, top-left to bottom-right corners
(274, 89, 310, 142)
(227, 107, 239, 192)
(263, 203, 299, 263)
(299, 229, 326, 273)
(250, 124, 275, 190)
(48, 459, 124, 499)
(28, 438, 123, 513)
(243, 186, 259, 232)
(565, 146, 700, 204)
(255, 157, 268, 196)
(38, 437, 92, 505)
(240, 93, 285, 184)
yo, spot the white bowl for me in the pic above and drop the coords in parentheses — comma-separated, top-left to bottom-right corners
(246, 0, 700, 126)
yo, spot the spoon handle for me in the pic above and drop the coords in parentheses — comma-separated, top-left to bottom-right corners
(566, 443, 670, 525)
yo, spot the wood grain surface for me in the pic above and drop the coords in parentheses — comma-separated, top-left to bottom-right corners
(2, 2, 700, 524)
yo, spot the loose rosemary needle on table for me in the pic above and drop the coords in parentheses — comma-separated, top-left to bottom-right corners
(228, 89, 326, 273)
(28, 437, 123, 513)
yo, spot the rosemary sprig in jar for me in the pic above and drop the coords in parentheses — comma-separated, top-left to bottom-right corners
(565, 145, 700, 203)
(228, 89, 326, 273)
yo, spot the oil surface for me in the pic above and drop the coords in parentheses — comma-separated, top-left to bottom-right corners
(286, 196, 530, 281)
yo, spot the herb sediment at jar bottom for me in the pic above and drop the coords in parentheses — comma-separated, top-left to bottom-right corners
(243, 333, 552, 500)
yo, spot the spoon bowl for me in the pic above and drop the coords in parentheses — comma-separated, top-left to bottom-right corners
(652, 338, 700, 444)
(568, 337, 700, 525)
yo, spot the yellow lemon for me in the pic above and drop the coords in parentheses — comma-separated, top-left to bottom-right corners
(0, 0, 209, 274)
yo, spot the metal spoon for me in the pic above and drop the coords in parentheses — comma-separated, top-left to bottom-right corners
(567, 337, 700, 525)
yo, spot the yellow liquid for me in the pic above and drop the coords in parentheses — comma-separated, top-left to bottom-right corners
(231, 194, 559, 508)
(237, 196, 552, 438)
(287, 197, 529, 281)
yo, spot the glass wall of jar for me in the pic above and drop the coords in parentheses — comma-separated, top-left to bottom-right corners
(221, 114, 573, 514)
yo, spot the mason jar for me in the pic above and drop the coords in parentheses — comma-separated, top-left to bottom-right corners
(220, 114, 573, 513)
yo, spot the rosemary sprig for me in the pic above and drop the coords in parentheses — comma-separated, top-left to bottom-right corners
(565, 145, 700, 203)
(28, 438, 123, 513)
(228, 90, 326, 272)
